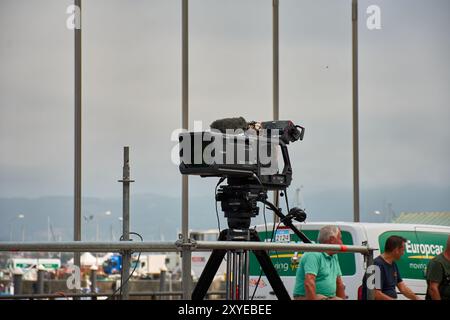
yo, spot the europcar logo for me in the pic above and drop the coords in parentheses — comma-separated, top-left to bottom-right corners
(379, 231, 449, 280)
(405, 240, 444, 260)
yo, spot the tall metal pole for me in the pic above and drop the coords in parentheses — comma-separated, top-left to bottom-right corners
(352, 0, 360, 222)
(37, 267, 45, 294)
(74, 0, 82, 287)
(181, 0, 192, 300)
(273, 0, 280, 225)
(273, 0, 279, 122)
(119, 146, 134, 300)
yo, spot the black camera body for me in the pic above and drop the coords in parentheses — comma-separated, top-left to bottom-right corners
(178, 120, 304, 191)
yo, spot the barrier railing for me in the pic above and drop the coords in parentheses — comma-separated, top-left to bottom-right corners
(0, 240, 375, 300)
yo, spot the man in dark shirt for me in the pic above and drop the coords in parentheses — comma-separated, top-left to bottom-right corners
(426, 235, 450, 300)
(362, 235, 420, 300)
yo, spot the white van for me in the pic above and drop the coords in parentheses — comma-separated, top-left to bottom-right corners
(190, 229, 226, 281)
(249, 222, 450, 300)
(6, 258, 61, 280)
(134, 254, 168, 278)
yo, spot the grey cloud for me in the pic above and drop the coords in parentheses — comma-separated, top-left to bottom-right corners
(0, 1, 449, 225)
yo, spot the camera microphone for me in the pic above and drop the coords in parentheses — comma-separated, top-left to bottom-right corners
(210, 117, 249, 133)
(209, 117, 305, 144)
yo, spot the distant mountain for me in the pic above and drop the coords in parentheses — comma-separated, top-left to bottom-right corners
(0, 194, 218, 242)
(1, 185, 449, 242)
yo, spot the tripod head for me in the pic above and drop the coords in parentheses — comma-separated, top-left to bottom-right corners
(216, 177, 266, 230)
(216, 177, 311, 243)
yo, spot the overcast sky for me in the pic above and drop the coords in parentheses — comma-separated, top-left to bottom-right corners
(1, 0, 449, 225)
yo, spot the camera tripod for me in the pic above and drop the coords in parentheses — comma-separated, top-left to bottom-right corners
(191, 182, 311, 300)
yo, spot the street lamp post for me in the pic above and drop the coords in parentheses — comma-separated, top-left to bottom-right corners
(91, 210, 112, 241)
(9, 214, 25, 241)
(372, 210, 383, 223)
(117, 217, 123, 240)
(83, 214, 94, 241)
(104, 211, 113, 241)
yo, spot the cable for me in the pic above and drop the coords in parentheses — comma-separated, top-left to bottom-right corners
(250, 191, 309, 300)
(107, 232, 143, 300)
(250, 215, 281, 300)
(214, 177, 227, 263)
(263, 202, 268, 235)
(119, 232, 142, 299)
(215, 178, 225, 234)
(250, 193, 282, 300)
(251, 173, 263, 186)
(283, 188, 290, 213)
(215, 187, 221, 233)
(251, 203, 267, 300)
(271, 189, 291, 265)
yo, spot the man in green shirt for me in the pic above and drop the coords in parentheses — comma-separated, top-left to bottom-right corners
(293, 225, 346, 300)
(426, 235, 450, 300)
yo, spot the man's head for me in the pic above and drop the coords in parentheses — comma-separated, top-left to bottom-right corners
(318, 225, 343, 248)
(384, 235, 407, 261)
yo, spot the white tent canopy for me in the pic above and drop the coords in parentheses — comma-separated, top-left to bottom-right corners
(67, 252, 112, 267)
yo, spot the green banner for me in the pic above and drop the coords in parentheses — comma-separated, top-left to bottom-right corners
(378, 230, 448, 280)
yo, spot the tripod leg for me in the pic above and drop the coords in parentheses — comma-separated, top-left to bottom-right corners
(250, 231, 291, 300)
(192, 231, 227, 300)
